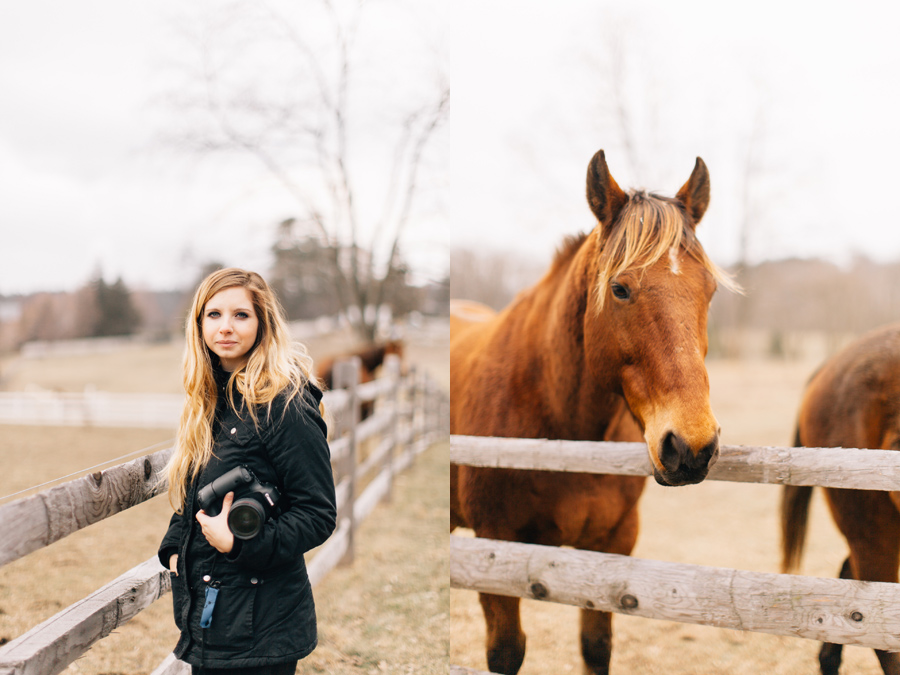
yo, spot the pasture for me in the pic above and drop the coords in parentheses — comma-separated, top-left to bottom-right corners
(0, 321, 449, 674)
(450, 356, 889, 675)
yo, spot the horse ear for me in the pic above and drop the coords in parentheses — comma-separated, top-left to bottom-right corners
(675, 157, 710, 226)
(586, 150, 628, 227)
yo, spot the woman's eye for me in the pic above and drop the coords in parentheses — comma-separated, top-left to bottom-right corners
(236, 312, 249, 319)
(611, 283, 630, 301)
(206, 311, 220, 318)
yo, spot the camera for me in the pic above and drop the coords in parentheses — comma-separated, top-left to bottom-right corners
(197, 466, 281, 540)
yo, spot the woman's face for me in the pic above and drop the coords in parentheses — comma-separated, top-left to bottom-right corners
(202, 286, 260, 371)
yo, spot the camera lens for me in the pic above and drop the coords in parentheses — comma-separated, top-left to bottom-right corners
(228, 499, 265, 539)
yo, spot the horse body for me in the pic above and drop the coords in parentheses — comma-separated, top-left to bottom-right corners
(452, 150, 729, 674)
(317, 339, 404, 388)
(782, 323, 900, 675)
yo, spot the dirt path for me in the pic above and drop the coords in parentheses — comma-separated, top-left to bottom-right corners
(450, 358, 887, 675)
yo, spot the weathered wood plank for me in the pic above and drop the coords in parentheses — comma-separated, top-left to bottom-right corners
(321, 388, 351, 414)
(451, 436, 649, 475)
(328, 435, 351, 464)
(451, 536, 900, 652)
(334, 476, 352, 513)
(0, 557, 170, 675)
(450, 435, 900, 491)
(0, 448, 172, 568)
(449, 667, 490, 675)
(333, 359, 360, 567)
(355, 437, 394, 482)
(355, 407, 394, 444)
(354, 465, 391, 524)
(356, 376, 394, 402)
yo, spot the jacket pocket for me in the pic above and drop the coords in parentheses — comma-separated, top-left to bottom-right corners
(200, 579, 257, 650)
(254, 564, 315, 640)
(169, 572, 186, 632)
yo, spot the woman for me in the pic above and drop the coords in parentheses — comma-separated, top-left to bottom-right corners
(158, 268, 337, 674)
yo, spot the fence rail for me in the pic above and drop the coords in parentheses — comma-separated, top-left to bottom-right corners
(0, 391, 184, 429)
(450, 433, 900, 669)
(0, 355, 448, 675)
(450, 435, 900, 490)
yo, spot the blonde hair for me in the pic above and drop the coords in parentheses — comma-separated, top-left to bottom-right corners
(166, 268, 315, 513)
(596, 191, 739, 309)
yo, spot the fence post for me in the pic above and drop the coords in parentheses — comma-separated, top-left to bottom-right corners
(405, 364, 418, 451)
(333, 357, 360, 567)
(425, 371, 436, 439)
(382, 354, 402, 503)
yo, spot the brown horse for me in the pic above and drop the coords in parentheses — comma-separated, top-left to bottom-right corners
(316, 339, 405, 390)
(317, 339, 404, 418)
(782, 323, 900, 675)
(451, 150, 733, 674)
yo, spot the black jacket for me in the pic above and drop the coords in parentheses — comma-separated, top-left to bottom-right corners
(158, 373, 336, 668)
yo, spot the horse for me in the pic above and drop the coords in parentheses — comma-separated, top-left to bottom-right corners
(451, 149, 734, 674)
(316, 339, 404, 388)
(317, 339, 404, 417)
(781, 323, 900, 675)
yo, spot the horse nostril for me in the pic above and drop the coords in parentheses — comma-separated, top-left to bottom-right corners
(689, 437, 719, 470)
(659, 432, 686, 472)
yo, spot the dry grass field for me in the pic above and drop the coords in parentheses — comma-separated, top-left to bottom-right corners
(450, 357, 889, 675)
(0, 321, 449, 674)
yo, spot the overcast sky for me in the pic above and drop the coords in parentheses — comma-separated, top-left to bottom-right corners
(4, 1, 900, 295)
(0, 0, 448, 295)
(451, 0, 900, 272)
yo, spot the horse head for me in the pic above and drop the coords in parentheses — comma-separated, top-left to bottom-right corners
(583, 150, 733, 486)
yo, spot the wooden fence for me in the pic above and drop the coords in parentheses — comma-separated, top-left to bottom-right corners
(0, 391, 184, 428)
(450, 435, 900, 675)
(0, 355, 449, 675)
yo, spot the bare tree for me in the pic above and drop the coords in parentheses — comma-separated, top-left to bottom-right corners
(164, 0, 448, 341)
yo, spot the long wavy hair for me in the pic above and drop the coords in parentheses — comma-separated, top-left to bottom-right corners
(165, 268, 315, 513)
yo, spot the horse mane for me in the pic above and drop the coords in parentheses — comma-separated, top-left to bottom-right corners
(594, 190, 737, 309)
(550, 233, 589, 272)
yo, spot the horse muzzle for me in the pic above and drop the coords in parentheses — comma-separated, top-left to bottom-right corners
(651, 431, 719, 486)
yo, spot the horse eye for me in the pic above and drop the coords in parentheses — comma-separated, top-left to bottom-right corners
(611, 282, 631, 301)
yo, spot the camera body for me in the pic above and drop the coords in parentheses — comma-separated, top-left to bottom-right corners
(197, 466, 281, 540)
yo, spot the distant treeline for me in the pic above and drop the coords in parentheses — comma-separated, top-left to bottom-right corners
(0, 250, 448, 352)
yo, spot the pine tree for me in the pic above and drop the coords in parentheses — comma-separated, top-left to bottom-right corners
(93, 277, 142, 337)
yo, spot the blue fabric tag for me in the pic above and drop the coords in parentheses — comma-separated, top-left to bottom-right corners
(200, 585, 219, 628)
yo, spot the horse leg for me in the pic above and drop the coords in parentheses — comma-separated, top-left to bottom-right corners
(817, 557, 850, 675)
(579, 609, 612, 675)
(852, 541, 900, 675)
(824, 488, 900, 675)
(479, 592, 526, 674)
(578, 499, 640, 675)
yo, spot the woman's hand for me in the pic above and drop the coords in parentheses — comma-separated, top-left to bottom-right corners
(169, 554, 178, 575)
(196, 492, 235, 554)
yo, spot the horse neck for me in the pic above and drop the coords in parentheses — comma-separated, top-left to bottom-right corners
(506, 237, 623, 439)
(358, 346, 385, 371)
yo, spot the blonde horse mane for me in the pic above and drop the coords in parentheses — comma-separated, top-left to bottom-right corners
(595, 191, 738, 310)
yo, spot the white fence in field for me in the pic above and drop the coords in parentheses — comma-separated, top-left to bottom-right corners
(0, 390, 184, 428)
(449, 435, 900, 675)
(0, 355, 449, 675)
